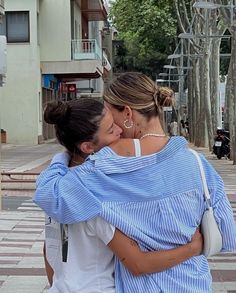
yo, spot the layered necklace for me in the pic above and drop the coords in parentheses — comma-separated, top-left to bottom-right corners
(140, 133, 167, 140)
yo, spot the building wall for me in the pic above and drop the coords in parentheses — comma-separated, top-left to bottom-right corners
(39, 0, 71, 61)
(0, 0, 108, 144)
(72, 1, 82, 40)
(0, 0, 41, 144)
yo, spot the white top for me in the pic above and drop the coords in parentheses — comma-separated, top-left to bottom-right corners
(45, 216, 115, 293)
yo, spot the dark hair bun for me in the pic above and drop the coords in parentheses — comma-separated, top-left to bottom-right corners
(44, 101, 71, 125)
(158, 87, 175, 107)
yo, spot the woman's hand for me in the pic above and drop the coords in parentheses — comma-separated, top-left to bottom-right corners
(189, 228, 203, 256)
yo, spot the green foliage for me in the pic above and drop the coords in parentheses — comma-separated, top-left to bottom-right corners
(110, 0, 177, 78)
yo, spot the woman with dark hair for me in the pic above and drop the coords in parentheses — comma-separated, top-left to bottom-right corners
(35, 73, 236, 292)
(42, 98, 202, 292)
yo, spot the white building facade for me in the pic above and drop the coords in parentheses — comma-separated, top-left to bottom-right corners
(0, 0, 110, 144)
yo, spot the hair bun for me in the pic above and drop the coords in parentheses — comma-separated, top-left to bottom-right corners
(158, 87, 175, 107)
(44, 101, 71, 125)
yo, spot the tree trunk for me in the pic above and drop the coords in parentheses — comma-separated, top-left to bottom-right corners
(188, 69, 193, 142)
(231, 28, 236, 164)
(199, 58, 208, 147)
(211, 38, 221, 132)
(224, 74, 230, 131)
(202, 46, 214, 150)
(194, 60, 202, 146)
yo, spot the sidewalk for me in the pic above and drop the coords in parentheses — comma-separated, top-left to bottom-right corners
(0, 142, 236, 292)
(0, 142, 62, 292)
(1, 142, 63, 190)
(1, 142, 63, 173)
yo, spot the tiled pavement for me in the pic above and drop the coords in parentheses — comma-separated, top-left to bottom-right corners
(0, 143, 236, 292)
(190, 145, 236, 292)
(0, 207, 48, 293)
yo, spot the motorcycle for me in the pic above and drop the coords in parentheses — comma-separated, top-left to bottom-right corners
(213, 129, 230, 160)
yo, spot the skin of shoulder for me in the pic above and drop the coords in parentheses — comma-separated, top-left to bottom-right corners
(109, 139, 136, 157)
(109, 137, 170, 157)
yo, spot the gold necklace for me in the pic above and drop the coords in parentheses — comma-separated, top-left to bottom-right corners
(140, 133, 166, 140)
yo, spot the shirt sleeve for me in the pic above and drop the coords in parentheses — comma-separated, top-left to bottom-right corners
(210, 176, 236, 252)
(33, 153, 102, 224)
(201, 155, 236, 252)
(86, 217, 116, 245)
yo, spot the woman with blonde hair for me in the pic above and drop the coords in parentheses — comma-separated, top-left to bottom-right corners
(35, 72, 236, 292)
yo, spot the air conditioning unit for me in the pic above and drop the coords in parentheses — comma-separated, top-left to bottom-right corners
(0, 35, 7, 75)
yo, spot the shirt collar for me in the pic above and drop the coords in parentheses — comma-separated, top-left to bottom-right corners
(88, 137, 188, 174)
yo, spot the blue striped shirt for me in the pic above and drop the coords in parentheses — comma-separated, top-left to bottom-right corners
(34, 137, 236, 292)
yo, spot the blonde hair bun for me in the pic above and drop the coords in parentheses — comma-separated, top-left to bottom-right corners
(158, 87, 175, 107)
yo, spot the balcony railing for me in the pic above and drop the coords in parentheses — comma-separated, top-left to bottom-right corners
(72, 39, 102, 61)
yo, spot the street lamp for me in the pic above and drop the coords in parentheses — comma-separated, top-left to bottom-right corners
(163, 65, 177, 69)
(193, 2, 220, 9)
(159, 73, 187, 77)
(193, 1, 234, 9)
(168, 53, 203, 59)
(159, 73, 168, 77)
(178, 33, 195, 39)
(168, 54, 182, 59)
(178, 32, 232, 39)
(156, 79, 180, 83)
(164, 65, 193, 70)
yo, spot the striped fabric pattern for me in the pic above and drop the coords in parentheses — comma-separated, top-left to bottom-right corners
(34, 137, 236, 292)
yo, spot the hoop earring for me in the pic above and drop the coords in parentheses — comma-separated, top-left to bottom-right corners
(124, 119, 134, 129)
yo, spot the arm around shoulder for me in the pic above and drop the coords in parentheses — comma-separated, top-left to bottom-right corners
(34, 153, 102, 224)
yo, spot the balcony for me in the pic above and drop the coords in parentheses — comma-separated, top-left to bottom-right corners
(79, 0, 108, 21)
(72, 39, 102, 60)
(41, 39, 104, 80)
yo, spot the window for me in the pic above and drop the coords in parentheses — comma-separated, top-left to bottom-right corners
(0, 11, 30, 43)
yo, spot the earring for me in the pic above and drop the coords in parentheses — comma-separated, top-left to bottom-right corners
(124, 119, 134, 129)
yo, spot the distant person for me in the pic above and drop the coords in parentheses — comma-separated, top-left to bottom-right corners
(170, 120, 178, 136)
(180, 119, 187, 138)
(185, 120, 189, 138)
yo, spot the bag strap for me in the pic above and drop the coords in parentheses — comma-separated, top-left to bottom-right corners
(189, 149, 211, 208)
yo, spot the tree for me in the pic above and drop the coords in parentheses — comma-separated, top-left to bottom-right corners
(218, 0, 236, 164)
(110, 0, 177, 78)
(174, 0, 231, 150)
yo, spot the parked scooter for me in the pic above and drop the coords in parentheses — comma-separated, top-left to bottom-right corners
(213, 128, 230, 159)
